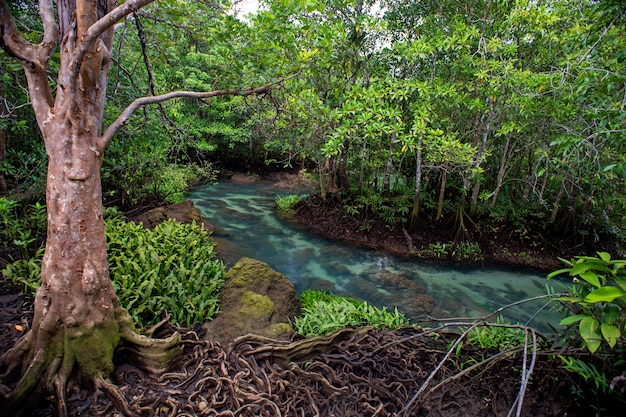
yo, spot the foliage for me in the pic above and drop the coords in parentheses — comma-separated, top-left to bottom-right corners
(452, 241, 484, 262)
(140, 163, 217, 204)
(294, 289, 409, 337)
(275, 194, 303, 215)
(466, 316, 525, 351)
(1, 247, 43, 294)
(105, 210, 224, 327)
(2, 209, 225, 328)
(0, 197, 47, 260)
(427, 242, 450, 259)
(548, 252, 626, 353)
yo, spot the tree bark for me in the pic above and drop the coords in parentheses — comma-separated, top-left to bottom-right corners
(382, 131, 397, 193)
(0, 130, 7, 192)
(409, 137, 423, 228)
(490, 134, 511, 207)
(436, 169, 447, 221)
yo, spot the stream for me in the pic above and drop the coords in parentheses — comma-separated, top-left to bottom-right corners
(188, 179, 562, 332)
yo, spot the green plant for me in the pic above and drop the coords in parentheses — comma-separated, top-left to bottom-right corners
(466, 316, 525, 351)
(1, 246, 44, 294)
(105, 214, 225, 327)
(2, 211, 226, 328)
(453, 241, 483, 262)
(548, 252, 626, 353)
(276, 194, 303, 215)
(294, 290, 409, 337)
(428, 242, 450, 259)
(142, 163, 216, 204)
(0, 198, 47, 259)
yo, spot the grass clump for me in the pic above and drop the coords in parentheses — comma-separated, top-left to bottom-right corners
(294, 289, 409, 337)
(275, 194, 303, 215)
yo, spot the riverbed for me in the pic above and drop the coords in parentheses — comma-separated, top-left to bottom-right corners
(188, 179, 563, 332)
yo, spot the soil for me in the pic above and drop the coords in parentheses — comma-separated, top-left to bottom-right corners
(0, 176, 621, 416)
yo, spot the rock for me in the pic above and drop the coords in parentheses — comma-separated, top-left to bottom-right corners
(367, 270, 426, 294)
(130, 200, 216, 232)
(230, 173, 260, 184)
(202, 257, 300, 347)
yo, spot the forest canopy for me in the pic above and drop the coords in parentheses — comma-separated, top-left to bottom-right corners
(1, 0, 625, 243)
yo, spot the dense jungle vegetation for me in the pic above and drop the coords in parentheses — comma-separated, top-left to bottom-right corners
(1, 0, 626, 415)
(2, 0, 625, 251)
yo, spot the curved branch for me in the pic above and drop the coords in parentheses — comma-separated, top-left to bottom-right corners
(99, 75, 297, 150)
(71, 0, 156, 81)
(0, 1, 56, 123)
(0, 4, 37, 69)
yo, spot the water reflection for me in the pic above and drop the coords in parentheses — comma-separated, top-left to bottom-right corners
(188, 180, 562, 332)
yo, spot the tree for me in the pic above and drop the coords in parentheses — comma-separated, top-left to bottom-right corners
(0, 1, 281, 415)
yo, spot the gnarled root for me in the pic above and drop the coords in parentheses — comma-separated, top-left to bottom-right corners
(0, 308, 181, 417)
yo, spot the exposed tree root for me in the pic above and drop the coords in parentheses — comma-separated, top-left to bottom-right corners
(0, 308, 181, 417)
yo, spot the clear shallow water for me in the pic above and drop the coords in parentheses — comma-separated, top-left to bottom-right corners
(188, 180, 562, 332)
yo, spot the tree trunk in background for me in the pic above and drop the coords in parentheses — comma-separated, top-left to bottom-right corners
(469, 99, 494, 216)
(409, 137, 423, 228)
(490, 134, 511, 207)
(0, 130, 6, 192)
(436, 169, 447, 221)
(382, 132, 397, 192)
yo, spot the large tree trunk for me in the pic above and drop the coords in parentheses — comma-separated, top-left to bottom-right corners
(0, 1, 180, 415)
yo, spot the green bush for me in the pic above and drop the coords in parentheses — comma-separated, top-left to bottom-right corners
(275, 194, 303, 215)
(105, 213, 225, 327)
(0, 197, 46, 258)
(2, 210, 225, 328)
(548, 252, 626, 353)
(294, 289, 409, 337)
(466, 316, 524, 351)
(141, 163, 217, 204)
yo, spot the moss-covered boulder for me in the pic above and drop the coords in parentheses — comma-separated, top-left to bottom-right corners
(203, 257, 300, 346)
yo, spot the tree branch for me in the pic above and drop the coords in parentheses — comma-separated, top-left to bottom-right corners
(99, 75, 297, 150)
(71, 0, 155, 81)
(0, 10, 33, 67)
(0, 0, 56, 125)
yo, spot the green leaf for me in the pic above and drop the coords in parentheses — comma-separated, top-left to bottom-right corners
(578, 271, 602, 288)
(597, 252, 611, 262)
(584, 287, 626, 303)
(614, 277, 626, 292)
(579, 316, 602, 353)
(547, 268, 571, 279)
(603, 305, 620, 325)
(560, 314, 585, 326)
(600, 323, 620, 348)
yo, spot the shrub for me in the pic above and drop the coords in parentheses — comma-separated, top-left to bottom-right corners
(275, 194, 303, 215)
(548, 252, 626, 353)
(294, 289, 409, 337)
(105, 214, 225, 327)
(3, 210, 225, 328)
(141, 163, 217, 204)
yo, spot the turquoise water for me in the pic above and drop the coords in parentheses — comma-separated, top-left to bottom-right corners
(188, 179, 562, 332)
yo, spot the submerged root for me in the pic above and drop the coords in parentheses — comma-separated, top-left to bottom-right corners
(0, 308, 182, 417)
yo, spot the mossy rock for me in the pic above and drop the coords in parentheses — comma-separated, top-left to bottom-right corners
(203, 257, 300, 346)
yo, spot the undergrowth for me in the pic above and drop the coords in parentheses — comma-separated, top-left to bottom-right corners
(2, 207, 225, 328)
(294, 289, 409, 337)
